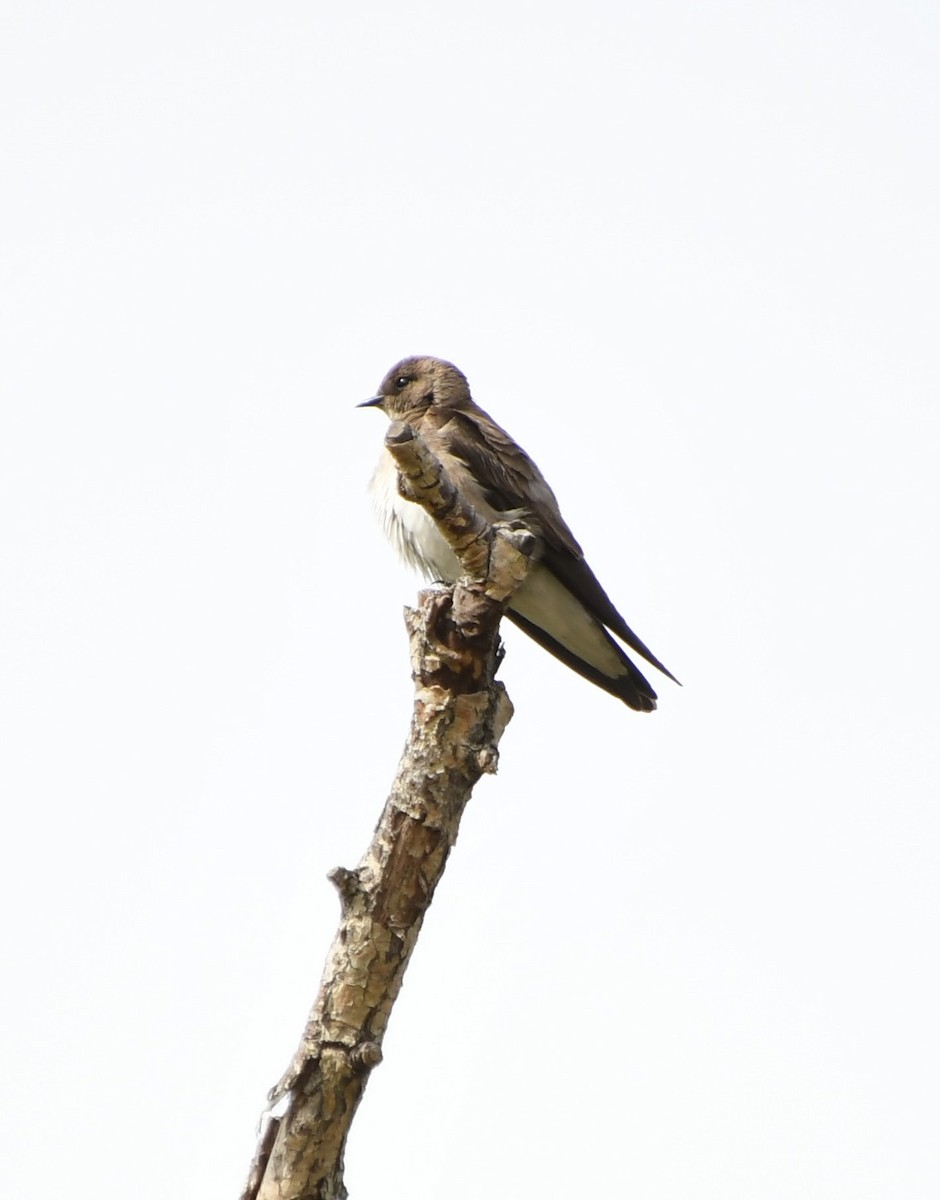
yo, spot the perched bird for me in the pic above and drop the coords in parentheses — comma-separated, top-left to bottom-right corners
(360, 356, 678, 711)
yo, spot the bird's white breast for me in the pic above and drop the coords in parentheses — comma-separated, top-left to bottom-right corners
(369, 449, 461, 582)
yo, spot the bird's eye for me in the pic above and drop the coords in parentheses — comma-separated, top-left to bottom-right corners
(395, 375, 410, 389)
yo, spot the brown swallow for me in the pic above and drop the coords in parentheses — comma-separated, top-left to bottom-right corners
(360, 355, 678, 711)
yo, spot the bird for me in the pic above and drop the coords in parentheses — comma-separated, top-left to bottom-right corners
(359, 356, 678, 711)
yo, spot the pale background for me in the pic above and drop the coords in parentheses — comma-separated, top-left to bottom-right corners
(2, 3, 938, 1197)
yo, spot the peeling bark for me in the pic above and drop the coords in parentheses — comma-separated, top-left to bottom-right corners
(241, 424, 535, 1200)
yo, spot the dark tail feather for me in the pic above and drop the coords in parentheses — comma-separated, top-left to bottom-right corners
(544, 549, 681, 686)
(504, 610, 658, 712)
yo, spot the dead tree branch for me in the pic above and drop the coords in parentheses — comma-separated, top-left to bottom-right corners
(241, 421, 536, 1200)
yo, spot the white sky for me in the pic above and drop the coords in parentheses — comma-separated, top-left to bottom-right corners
(2, 2, 939, 1197)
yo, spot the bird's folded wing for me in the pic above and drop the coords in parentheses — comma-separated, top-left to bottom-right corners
(441, 408, 679, 684)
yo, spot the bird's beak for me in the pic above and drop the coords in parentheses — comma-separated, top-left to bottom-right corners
(357, 396, 384, 409)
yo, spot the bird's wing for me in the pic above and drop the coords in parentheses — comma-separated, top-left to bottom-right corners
(439, 407, 584, 556)
(438, 406, 679, 684)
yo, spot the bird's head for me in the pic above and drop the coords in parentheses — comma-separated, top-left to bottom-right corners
(359, 356, 471, 419)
